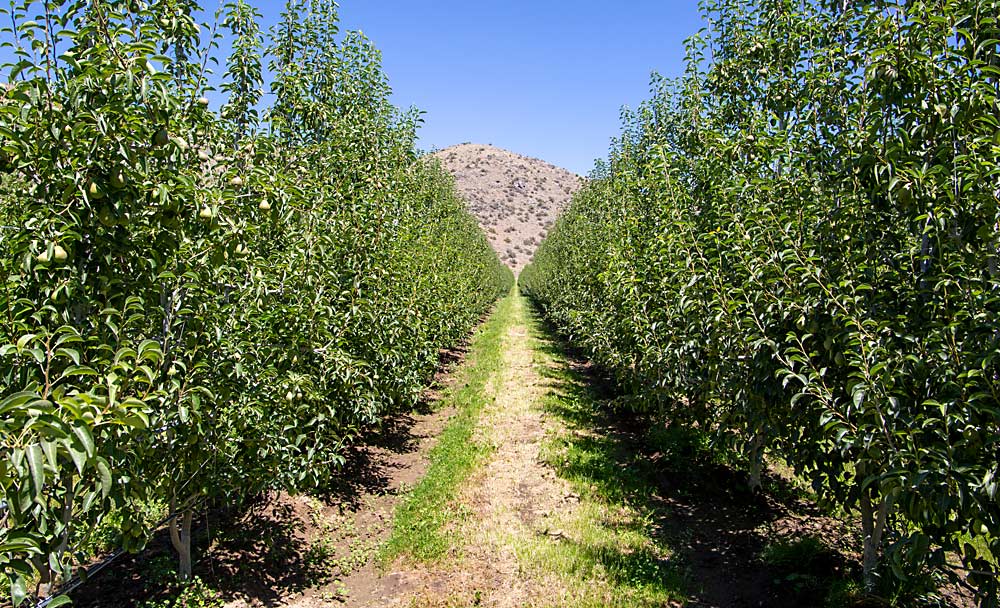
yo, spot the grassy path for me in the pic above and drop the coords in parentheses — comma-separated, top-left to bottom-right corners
(369, 289, 684, 607)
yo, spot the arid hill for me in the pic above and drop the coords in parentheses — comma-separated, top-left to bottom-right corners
(431, 143, 585, 271)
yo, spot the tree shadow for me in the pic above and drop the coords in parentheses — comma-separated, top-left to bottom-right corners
(200, 499, 329, 605)
(69, 339, 473, 608)
(522, 296, 858, 608)
(71, 499, 329, 607)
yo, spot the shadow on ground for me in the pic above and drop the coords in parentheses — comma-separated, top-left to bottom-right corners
(524, 299, 861, 608)
(70, 341, 472, 608)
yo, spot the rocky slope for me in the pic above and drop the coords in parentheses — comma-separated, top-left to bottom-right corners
(430, 143, 584, 271)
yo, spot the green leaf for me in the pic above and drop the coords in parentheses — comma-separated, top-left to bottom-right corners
(121, 411, 149, 429)
(59, 365, 99, 380)
(96, 458, 112, 499)
(54, 347, 81, 366)
(0, 533, 41, 554)
(40, 440, 58, 469)
(71, 424, 95, 458)
(0, 391, 38, 414)
(26, 443, 45, 499)
(10, 575, 26, 607)
(64, 437, 87, 475)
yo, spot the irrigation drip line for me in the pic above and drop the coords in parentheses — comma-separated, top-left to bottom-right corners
(947, 562, 1000, 580)
(32, 498, 207, 608)
(34, 549, 125, 608)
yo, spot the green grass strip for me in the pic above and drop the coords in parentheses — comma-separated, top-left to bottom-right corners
(380, 289, 515, 563)
(518, 297, 687, 607)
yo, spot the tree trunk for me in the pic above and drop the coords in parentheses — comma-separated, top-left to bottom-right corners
(860, 489, 894, 591)
(169, 505, 195, 581)
(748, 433, 765, 492)
(30, 555, 52, 597)
(34, 476, 75, 596)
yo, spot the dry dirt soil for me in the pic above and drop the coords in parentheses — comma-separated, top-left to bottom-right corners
(429, 143, 585, 271)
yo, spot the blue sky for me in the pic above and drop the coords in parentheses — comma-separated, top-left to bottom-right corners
(331, 1, 705, 175)
(2, 1, 705, 175)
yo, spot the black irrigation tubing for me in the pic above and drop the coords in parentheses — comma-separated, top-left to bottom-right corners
(947, 562, 1000, 579)
(34, 549, 125, 608)
(33, 498, 208, 608)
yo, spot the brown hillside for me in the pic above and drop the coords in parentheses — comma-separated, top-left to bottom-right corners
(431, 143, 585, 271)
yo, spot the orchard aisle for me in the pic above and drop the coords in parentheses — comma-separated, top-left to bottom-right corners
(216, 289, 862, 608)
(345, 291, 683, 608)
(240, 286, 977, 608)
(356, 291, 576, 606)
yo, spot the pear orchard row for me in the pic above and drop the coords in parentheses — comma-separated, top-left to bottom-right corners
(522, 0, 999, 603)
(0, 0, 512, 603)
